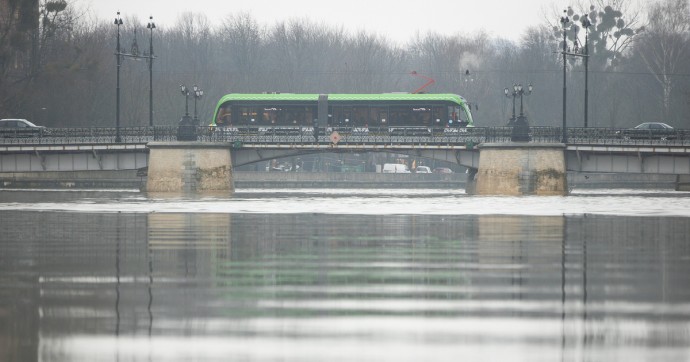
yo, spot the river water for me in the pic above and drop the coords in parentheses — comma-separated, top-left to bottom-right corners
(1, 188, 689, 361)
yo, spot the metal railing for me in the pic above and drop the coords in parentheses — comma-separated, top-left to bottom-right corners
(0, 126, 175, 145)
(1, 126, 688, 147)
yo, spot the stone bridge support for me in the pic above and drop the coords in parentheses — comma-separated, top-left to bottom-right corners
(146, 142, 233, 193)
(474, 143, 567, 196)
(677, 175, 690, 191)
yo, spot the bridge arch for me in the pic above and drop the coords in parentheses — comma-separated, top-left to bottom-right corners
(231, 147, 477, 170)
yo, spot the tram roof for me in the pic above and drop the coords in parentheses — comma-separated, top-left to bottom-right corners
(216, 93, 467, 105)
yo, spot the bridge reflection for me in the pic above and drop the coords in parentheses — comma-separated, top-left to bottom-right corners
(3, 210, 690, 360)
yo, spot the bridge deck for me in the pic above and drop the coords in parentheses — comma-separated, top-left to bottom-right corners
(1, 126, 689, 174)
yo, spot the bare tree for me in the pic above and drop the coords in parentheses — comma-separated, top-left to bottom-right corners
(548, 2, 645, 127)
(552, 1, 644, 69)
(7, 0, 688, 131)
(0, 0, 38, 115)
(517, 26, 563, 127)
(636, 0, 690, 122)
(218, 12, 265, 90)
(344, 31, 406, 93)
(266, 19, 315, 91)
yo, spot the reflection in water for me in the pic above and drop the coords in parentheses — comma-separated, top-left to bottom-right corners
(115, 212, 120, 337)
(0, 209, 689, 361)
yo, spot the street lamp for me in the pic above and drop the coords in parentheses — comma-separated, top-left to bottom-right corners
(504, 85, 517, 125)
(518, 83, 533, 118)
(581, 14, 591, 128)
(114, 12, 156, 142)
(114, 12, 123, 143)
(180, 84, 190, 117)
(508, 83, 533, 142)
(178, 84, 197, 141)
(558, 9, 591, 140)
(192, 85, 204, 122)
(146, 16, 156, 127)
(560, 9, 569, 143)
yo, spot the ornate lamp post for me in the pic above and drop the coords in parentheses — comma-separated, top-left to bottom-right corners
(558, 9, 592, 140)
(504, 84, 518, 125)
(581, 14, 591, 128)
(518, 83, 533, 118)
(192, 85, 204, 122)
(560, 10, 569, 143)
(180, 84, 191, 117)
(177, 84, 197, 141)
(115, 12, 123, 143)
(114, 13, 156, 142)
(146, 16, 156, 127)
(510, 83, 533, 142)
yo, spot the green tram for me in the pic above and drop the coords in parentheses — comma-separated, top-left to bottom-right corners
(211, 93, 474, 136)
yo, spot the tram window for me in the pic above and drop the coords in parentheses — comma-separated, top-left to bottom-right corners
(273, 106, 315, 126)
(342, 109, 352, 126)
(412, 106, 432, 126)
(433, 106, 447, 126)
(329, 106, 338, 125)
(378, 111, 388, 124)
(238, 106, 259, 124)
(388, 105, 431, 126)
(217, 104, 232, 125)
(353, 107, 369, 127)
(456, 106, 469, 123)
(448, 106, 456, 122)
(389, 109, 401, 124)
(262, 107, 279, 125)
(330, 106, 353, 127)
(305, 107, 316, 125)
(278, 108, 291, 124)
(389, 106, 415, 126)
(329, 106, 337, 125)
(279, 106, 300, 125)
(369, 106, 386, 125)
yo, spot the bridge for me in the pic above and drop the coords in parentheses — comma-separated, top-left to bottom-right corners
(1, 126, 690, 194)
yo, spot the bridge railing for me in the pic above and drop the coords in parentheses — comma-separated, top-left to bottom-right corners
(1, 125, 689, 146)
(201, 126, 522, 146)
(566, 127, 688, 145)
(0, 126, 184, 144)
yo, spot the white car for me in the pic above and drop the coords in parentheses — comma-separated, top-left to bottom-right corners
(415, 166, 432, 173)
(382, 163, 410, 173)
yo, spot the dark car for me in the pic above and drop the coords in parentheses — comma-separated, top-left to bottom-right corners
(0, 118, 47, 138)
(618, 122, 677, 140)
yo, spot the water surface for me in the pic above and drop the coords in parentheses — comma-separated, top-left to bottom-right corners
(1, 189, 689, 361)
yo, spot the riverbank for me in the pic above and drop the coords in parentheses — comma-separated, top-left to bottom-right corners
(0, 170, 681, 190)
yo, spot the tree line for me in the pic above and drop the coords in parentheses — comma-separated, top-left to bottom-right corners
(0, 0, 688, 129)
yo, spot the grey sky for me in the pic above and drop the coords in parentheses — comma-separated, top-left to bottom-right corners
(84, 0, 561, 44)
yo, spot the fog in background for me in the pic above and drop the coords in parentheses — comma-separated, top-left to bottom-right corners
(1, 0, 688, 129)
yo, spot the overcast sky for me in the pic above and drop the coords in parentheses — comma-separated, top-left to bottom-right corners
(83, 0, 562, 44)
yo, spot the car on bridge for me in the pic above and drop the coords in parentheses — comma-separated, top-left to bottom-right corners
(0, 118, 47, 138)
(382, 163, 410, 173)
(617, 122, 678, 140)
(433, 167, 454, 174)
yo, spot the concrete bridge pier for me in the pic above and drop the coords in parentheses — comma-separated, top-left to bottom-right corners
(146, 142, 234, 193)
(473, 143, 568, 196)
(465, 168, 478, 194)
(677, 175, 690, 191)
